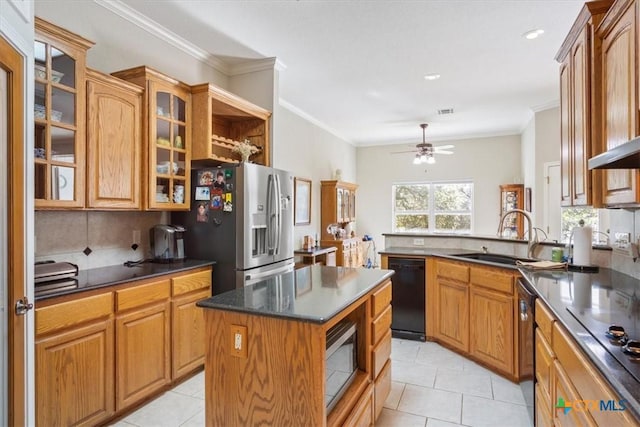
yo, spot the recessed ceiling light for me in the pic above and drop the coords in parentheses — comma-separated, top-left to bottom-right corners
(424, 73, 441, 81)
(523, 29, 544, 40)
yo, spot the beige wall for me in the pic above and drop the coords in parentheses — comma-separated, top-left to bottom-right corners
(356, 134, 522, 252)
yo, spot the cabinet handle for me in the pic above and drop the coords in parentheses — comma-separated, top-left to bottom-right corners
(519, 300, 528, 322)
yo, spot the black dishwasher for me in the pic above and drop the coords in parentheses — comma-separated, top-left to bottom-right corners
(388, 257, 426, 341)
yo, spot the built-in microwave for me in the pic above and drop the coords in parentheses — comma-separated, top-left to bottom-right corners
(325, 320, 358, 412)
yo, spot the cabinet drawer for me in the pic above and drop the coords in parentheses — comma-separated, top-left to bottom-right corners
(371, 280, 392, 317)
(535, 383, 553, 427)
(343, 383, 373, 427)
(436, 260, 469, 283)
(535, 299, 554, 344)
(372, 330, 392, 379)
(171, 269, 211, 296)
(371, 305, 392, 345)
(553, 361, 596, 427)
(535, 329, 554, 412)
(470, 267, 513, 294)
(116, 279, 170, 312)
(36, 292, 113, 336)
(553, 323, 638, 426)
(374, 359, 391, 420)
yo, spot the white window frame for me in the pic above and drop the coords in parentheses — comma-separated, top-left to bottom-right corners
(392, 180, 474, 234)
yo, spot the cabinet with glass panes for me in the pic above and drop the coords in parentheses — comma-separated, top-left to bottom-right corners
(111, 66, 191, 210)
(34, 18, 93, 209)
(499, 184, 524, 239)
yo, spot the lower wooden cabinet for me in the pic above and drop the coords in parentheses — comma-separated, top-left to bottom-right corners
(435, 278, 469, 352)
(343, 383, 373, 427)
(469, 286, 514, 375)
(34, 266, 212, 426)
(36, 318, 115, 426)
(116, 301, 171, 410)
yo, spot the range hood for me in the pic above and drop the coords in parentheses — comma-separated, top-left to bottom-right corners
(588, 136, 640, 169)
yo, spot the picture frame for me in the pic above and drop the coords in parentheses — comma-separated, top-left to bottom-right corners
(525, 187, 532, 212)
(294, 177, 312, 226)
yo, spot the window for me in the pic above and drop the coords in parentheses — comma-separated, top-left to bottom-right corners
(393, 181, 473, 233)
(561, 207, 603, 244)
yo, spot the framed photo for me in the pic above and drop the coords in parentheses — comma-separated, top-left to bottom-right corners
(525, 187, 532, 212)
(294, 177, 312, 226)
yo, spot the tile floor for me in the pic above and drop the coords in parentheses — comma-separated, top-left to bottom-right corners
(110, 338, 532, 427)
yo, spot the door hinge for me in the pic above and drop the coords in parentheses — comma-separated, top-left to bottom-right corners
(15, 296, 33, 316)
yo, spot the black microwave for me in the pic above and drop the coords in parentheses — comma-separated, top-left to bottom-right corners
(325, 320, 358, 412)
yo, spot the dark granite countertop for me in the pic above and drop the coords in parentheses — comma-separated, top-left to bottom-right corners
(519, 268, 640, 420)
(197, 265, 394, 324)
(34, 259, 215, 301)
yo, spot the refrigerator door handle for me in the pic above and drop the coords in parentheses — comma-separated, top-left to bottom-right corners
(274, 174, 282, 255)
(267, 173, 277, 254)
(244, 261, 295, 283)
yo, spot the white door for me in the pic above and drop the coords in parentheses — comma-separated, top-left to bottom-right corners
(544, 162, 561, 241)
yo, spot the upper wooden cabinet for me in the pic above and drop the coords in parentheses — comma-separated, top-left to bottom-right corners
(112, 66, 192, 210)
(86, 69, 143, 209)
(321, 180, 358, 236)
(597, 0, 640, 206)
(499, 184, 524, 239)
(556, 0, 613, 207)
(191, 83, 271, 166)
(34, 18, 94, 209)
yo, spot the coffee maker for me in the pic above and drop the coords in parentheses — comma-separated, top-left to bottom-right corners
(150, 225, 186, 262)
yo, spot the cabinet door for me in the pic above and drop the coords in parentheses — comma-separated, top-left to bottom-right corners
(570, 27, 591, 206)
(469, 286, 514, 374)
(171, 290, 209, 379)
(435, 278, 469, 352)
(336, 187, 344, 222)
(148, 80, 191, 210)
(600, 3, 640, 205)
(34, 22, 89, 209)
(552, 361, 596, 427)
(36, 319, 114, 426)
(116, 301, 170, 411)
(350, 189, 356, 221)
(560, 58, 573, 206)
(86, 73, 142, 209)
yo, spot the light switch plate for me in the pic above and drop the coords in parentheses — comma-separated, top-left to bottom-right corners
(230, 324, 248, 358)
(413, 238, 425, 246)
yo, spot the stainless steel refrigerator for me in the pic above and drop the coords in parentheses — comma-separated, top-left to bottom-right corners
(172, 162, 295, 295)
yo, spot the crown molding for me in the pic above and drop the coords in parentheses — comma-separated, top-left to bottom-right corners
(94, 0, 232, 75)
(229, 57, 287, 76)
(531, 99, 559, 112)
(279, 99, 353, 145)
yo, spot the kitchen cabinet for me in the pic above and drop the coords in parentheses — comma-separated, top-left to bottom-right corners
(499, 184, 524, 238)
(86, 69, 143, 209)
(597, 0, 640, 206)
(370, 281, 392, 419)
(535, 299, 637, 427)
(35, 292, 115, 426)
(321, 180, 358, 231)
(556, 1, 613, 207)
(34, 18, 93, 209)
(191, 83, 271, 166)
(170, 269, 212, 379)
(434, 260, 470, 352)
(115, 279, 171, 411)
(111, 66, 192, 210)
(321, 237, 363, 267)
(34, 265, 211, 425)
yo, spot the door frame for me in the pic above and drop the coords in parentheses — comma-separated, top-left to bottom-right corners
(0, 32, 29, 426)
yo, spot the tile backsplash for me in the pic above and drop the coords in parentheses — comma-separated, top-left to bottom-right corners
(35, 211, 169, 270)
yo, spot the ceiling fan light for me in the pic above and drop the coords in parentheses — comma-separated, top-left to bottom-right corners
(426, 155, 436, 164)
(413, 155, 421, 165)
(420, 153, 427, 163)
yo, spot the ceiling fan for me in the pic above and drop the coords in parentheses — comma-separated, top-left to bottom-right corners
(393, 123, 454, 164)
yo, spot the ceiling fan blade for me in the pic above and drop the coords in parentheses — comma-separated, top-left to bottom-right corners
(391, 150, 417, 154)
(435, 150, 454, 155)
(434, 144, 454, 150)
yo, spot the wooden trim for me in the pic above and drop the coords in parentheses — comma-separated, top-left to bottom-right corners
(34, 17, 95, 50)
(190, 82, 271, 119)
(1, 33, 26, 427)
(555, 0, 614, 61)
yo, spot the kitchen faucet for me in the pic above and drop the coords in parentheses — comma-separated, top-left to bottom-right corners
(497, 209, 538, 259)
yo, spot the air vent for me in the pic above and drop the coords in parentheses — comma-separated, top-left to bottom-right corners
(437, 108, 454, 115)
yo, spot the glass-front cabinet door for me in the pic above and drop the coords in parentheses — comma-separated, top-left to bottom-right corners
(34, 18, 92, 209)
(148, 80, 191, 210)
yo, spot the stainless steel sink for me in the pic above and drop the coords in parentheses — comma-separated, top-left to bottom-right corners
(453, 252, 535, 266)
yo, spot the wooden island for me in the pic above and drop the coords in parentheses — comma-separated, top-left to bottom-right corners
(197, 265, 394, 426)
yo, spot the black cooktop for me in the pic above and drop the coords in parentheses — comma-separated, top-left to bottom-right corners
(565, 272, 640, 383)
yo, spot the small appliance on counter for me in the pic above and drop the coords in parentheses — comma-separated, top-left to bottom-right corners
(150, 224, 186, 262)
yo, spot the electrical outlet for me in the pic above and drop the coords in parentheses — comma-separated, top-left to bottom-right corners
(230, 325, 248, 358)
(413, 238, 425, 246)
(132, 229, 141, 246)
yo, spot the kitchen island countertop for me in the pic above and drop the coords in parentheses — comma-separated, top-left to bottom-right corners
(197, 264, 393, 323)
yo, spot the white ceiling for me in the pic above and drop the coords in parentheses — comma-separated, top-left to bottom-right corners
(118, 0, 585, 147)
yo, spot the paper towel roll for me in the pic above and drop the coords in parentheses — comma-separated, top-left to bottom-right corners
(572, 226, 592, 266)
